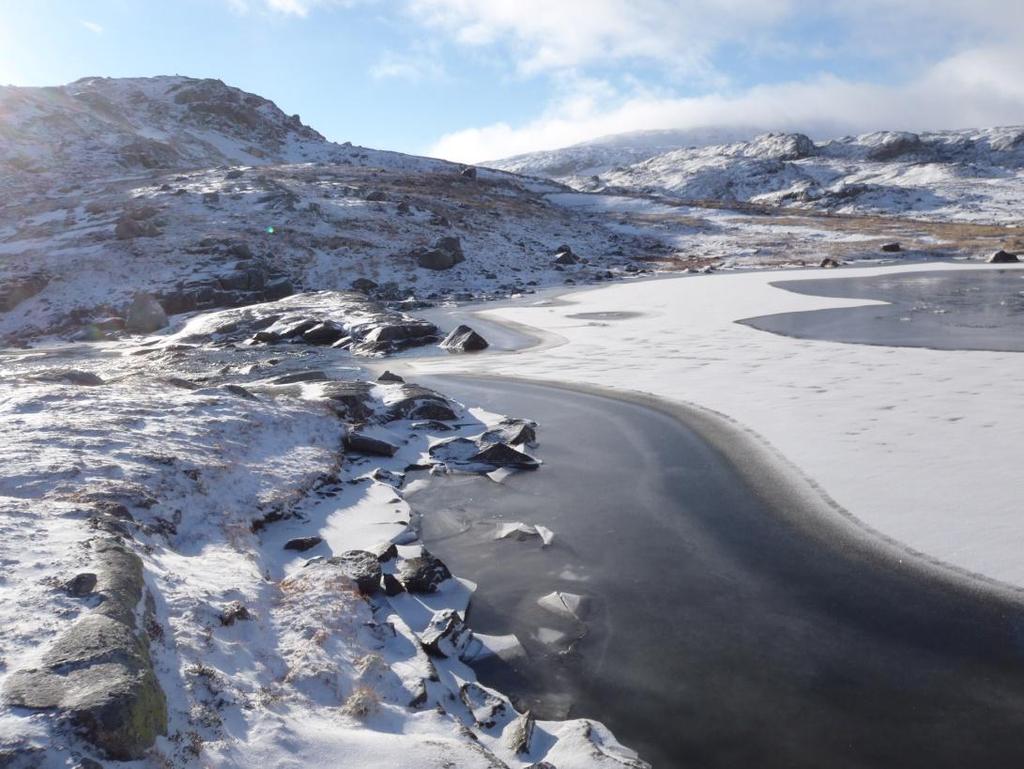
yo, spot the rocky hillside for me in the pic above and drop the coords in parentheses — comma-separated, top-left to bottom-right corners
(0, 77, 657, 344)
(494, 127, 1024, 223)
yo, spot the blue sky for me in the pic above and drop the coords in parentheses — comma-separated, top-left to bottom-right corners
(3, 1, 1024, 161)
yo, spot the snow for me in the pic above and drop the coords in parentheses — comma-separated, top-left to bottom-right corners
(412, 262, 1024, 589)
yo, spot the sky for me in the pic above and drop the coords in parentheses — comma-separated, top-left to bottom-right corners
(3, 1, 1024, 162)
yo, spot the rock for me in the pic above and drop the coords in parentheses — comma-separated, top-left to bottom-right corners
(64, 572, 98, 596)
(219, 601, 251, 626)
(419, 610, 472, 658)
(344, 432, 398, 457)
(417, 236, 465, 271)
(302, 321, 345, 345)
(881, 242, 902, 252)
(269, 370, 328, 385)
(263, 278, 295, 301)
(283, 536, 322, 552)
(469, 443, 539, 470)
(504, 711, 535, 755)
(819, 257, 840, 269)
(221, 384, 256, 399)
(382, 573, 405, 597)
(987, 249, 1020, 263)
(114, 215, 160, 240)
(440, 324, 489, 353)
(351, 278, 378, 293)
(460, 166, 477, 179)
(554, 249, 579, 266)
(385, 384, 458, 422)
(325, 551, 382, 595)
(125, 293, 168, 333)
(225, 168, 244, 179)
(365, 190, 387, 202)
(377, 370, 404, 383)
(495, 523, 554, 546)
(279, 319, 320, 338)
(399, 551, 452, 593)
(34, 369, 105, 387)
(0, 273, 48, 312)
(321, 380, 374, 419)
(481, 418, 537, 447)
(165, 377, 199, 390)
(1, 539, 167, 759)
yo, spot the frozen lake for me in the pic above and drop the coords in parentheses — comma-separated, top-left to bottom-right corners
(410, 376, 1024, 769)
(740, 268, 1024, 351)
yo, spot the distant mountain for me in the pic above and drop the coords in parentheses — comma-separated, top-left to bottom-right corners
(596, 127, 1024, 219)
(488, 126, 768, 182)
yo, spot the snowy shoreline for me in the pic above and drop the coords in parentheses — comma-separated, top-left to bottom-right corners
(410, 261, 1024, 590)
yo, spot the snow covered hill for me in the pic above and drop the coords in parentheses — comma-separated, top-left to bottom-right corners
(0, 77, 658, 345)
(489, 126, 767, 184)
(497, 127, 1024, 224)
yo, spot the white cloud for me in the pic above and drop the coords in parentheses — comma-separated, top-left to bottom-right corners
(407, 0, 794, 78)
(370, 47, 447, 82)
(428, 44, 1024, 162)
(79, 20, 104, 34)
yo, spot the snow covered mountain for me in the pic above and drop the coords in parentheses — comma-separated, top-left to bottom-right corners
(489, 126, 767, 184)
(498, 127, 1024, 223)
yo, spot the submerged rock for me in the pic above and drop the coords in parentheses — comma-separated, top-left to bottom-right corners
(537, 590, 588, 621)
(469, 442, 539, 470)
(440, 324, 489, 353)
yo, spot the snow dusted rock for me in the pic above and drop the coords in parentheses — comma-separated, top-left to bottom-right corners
(323, 550, 383, 595)
(219, 600, 252, 626)
(481, 417, 538, 447)
(440, 324, 489, 352)
(0, 272, 47, 312)
(881, 242, 902, 252)
(398, 551, 453, 593)
(377, 370, 404, 383)
(459, 680, 513, 728)
(864, 130, 923, 161)
(1, 539, 167, 760)
(416, 235, 465, 271)
(114, 213, 160, 240)
(418, 609, 473, 658)
(31, 369, 105, 386)
(554, 244, 580, 265)
(321, 380, 374, 420)
(538, 591, 589, 621)
(504, 710, 536, 755)
(460, 165, 478, 179)
(987, 249, 1020, 263)
(470, 442, 540, 470)
(495, 522, 555, 546)
(125, 292, 168, 333)
(819, 257, 841, 269)
(383, 383, 458, 422)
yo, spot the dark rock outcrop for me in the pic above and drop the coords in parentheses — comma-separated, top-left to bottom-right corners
(440, 324, 489, 353)
(416, 236, 465, 271)
(469, 443, 540, 470)
(819, 257, 840, 269)
(1, 539, 167, 760)
(344, 432, 398, 457)
(419, 609, 472, 659)
(324, 551, 382, 595)
(987, 250, 1020, 263)
(881, 242, 902, 252)
(283, 536, 322, 552)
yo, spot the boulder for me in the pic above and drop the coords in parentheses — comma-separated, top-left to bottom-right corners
(269, 370, 328, 385)
(504, 711, 535, 755)
(554, 245, 579, 265)
(417, 236, 465, 271)
(321, 380, 374, 420)
(325, 551, 382, 595)
(0, 273, 48, 312)
(365, 190, 387, 202)
(125, 293, 168, 333)
(399, 551, 452, 593)
(114, 215, 160, 240)
(419, 609, 473, 658)
(460, 166, 477, 179)
(481, 418, 537, 447)
(881, 242, 902, 253)
(1, 539, 167, 760)
(819, 258, 840, 269)
(377, 370, 404, 383)
(987, 250, 1020, 264)
(386, 384, 458, 422)
(283, 536, 322, 552)
(64, 573, 98, 597)
(344, 432, 398, 457)
(302, 321, 346, 345)
(351, 278, 378, 293)
(440, 324, 489, 353)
